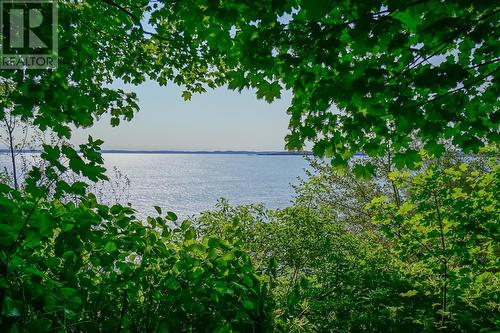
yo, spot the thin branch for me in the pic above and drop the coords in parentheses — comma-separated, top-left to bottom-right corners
(99, 0, 175, 43)
(417, 67, 498, 109)
(433, 191, 448, 327)
(7, 176, 58, 255)
(466, 57, 500, 70)
(4, 117, 18, 190)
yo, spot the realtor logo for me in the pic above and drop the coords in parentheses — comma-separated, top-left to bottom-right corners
(1, 0, 58, 69)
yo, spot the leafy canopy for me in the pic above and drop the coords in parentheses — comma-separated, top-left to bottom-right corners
(157, 0, 499, 166)
(3, 0, 498, 169)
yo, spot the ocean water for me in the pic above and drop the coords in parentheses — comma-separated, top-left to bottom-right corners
(0, 153, 310, 218)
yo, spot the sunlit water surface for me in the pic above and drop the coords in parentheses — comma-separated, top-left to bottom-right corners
(0, 153, 309, 219)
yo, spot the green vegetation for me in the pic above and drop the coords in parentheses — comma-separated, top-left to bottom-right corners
(1, 0, 498, 332)
(193, 149, 499, 332)
(167, 0, 498, 167)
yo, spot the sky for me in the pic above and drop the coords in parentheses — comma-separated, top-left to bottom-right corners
(70, 81, 295, 151)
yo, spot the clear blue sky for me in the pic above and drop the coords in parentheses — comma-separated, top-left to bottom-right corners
(70, 80, 295, 151)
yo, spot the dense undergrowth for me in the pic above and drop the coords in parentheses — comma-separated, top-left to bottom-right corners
(192, 149, 499, 332)
(1, 147, 498, 332)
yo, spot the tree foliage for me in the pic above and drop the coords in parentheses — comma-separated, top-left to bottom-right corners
(194, 202, 417, 332)
(158, 0, 499, 165)
(370, 149, 499, 330)
(3, 1, 498, 165)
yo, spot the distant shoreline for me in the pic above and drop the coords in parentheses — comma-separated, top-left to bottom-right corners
(0, 149, 312, 156)
(100, 150, 313, 156)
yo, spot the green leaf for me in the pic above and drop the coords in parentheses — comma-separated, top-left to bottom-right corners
(394, 10, 421, 32)
(242, 300, 255, 310)
(301, 0, 334, 19)
(62, 223, 74, 232)
(207, 237, 220, 248)
(60, 287, 77, 299)
(2, 297, 21, 317)
(242, 275, 254, 288)
(221, 251, 235, 261)
(185, 228, 196, 240)
(227, 71, 246, 91)
(110, 204, 122, 215)
(393, 150, 422, 169)
(165, 277, 179, 290)
(400, 290, 418, 297)
(256, 81, 281, 103)
(0, 224, 16, 249)
(104, 241, 117, 253)
(166, 211, 178, 221)
(353, 163, 375, 180)
(45, 257, 60, 268)
(181, 220, 190, 230)
(182, 91, 192, 101)
(424, 142, 445, 157)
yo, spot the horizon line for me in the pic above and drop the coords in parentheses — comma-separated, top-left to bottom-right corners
(0, 148, 313, 155)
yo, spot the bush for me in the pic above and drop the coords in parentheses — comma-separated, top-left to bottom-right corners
(194, 202, 422, 332)
(0, 189, 271, 332)
(370, 151, 500, 331)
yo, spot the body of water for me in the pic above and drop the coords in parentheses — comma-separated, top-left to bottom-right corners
(1, 153, 310, 218)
